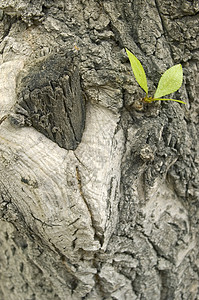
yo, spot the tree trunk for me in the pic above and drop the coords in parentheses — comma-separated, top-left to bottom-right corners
(0, 1, 198, 299)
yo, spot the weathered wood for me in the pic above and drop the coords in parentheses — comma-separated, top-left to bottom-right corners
(14, 53, 85, 150)
(0, 0, 198, 299)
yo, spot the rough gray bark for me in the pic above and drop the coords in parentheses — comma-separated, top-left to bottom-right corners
(14, 52, 85, 150)
(0, 0, 198, 299)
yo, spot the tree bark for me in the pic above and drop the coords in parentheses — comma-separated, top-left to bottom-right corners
(0, 0, 198, 299)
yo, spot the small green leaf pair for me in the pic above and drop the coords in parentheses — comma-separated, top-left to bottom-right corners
(125, 48, 185, 104)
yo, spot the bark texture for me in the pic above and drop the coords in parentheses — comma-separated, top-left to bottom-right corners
(0, 0, 198, 299)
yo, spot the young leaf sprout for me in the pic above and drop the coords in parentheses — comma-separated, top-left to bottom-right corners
(125, 48, 185, 104)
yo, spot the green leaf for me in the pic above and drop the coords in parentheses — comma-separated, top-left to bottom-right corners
(125, 48, 148, 95)
(154, 64, 183, 99)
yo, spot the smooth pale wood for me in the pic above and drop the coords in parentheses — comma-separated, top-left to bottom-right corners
(0, 60, 124, 262)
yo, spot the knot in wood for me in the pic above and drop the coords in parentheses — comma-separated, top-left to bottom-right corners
(140, 145, 154, 161)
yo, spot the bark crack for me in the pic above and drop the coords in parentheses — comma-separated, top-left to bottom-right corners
(30, 212, 61, 228)
(0, 114, 8, 125)
(75, 166, 103, 246)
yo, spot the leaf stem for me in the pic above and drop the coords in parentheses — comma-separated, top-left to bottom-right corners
(152, 98, 186, 104)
